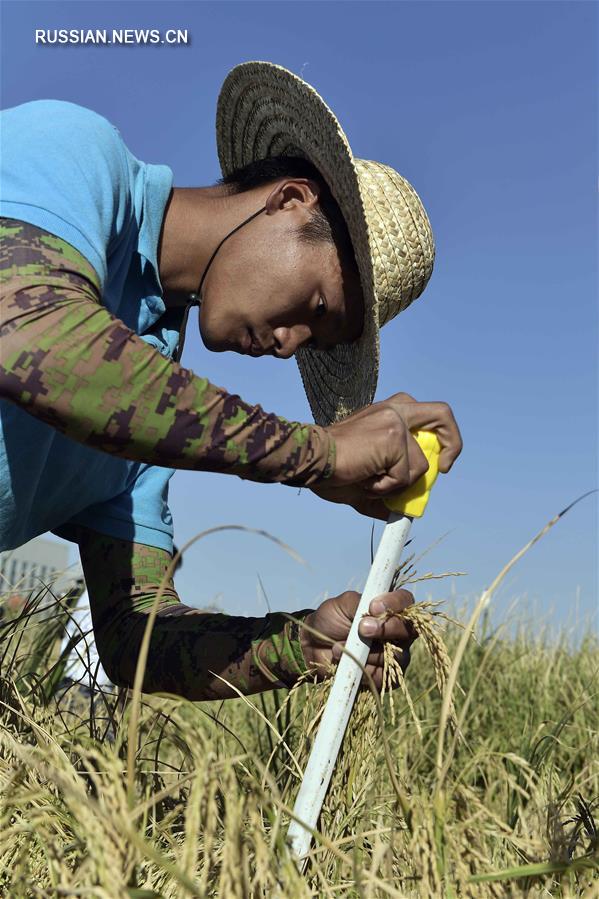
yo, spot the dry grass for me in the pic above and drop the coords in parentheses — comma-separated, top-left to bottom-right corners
(0, 506, 597, 897)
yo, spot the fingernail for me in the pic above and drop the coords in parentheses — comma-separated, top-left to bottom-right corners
(361, 618, 378, 636)
(371, 600, 386, 615)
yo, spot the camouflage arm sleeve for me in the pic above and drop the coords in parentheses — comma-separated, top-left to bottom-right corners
(0, 218, 336, 486)
(75, 525, 313, 700)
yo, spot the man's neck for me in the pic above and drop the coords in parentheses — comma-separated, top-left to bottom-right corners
(157, 185, 260, 309)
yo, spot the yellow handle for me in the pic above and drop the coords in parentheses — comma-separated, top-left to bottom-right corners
(383, 430, 442, 518)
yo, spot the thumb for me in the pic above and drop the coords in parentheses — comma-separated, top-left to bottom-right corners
(363, 473, 403, 496)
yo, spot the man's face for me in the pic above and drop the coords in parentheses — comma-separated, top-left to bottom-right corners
(197, 181, 364, 358)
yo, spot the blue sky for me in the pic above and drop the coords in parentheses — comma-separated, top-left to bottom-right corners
(2, 2, 597, 632)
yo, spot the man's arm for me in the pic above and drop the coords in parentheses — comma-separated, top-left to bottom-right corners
(75, 524, 313, 700)
(0, 219, 334, 487)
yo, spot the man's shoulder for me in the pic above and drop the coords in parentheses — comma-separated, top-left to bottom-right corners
(0, 99, 137, 289)
(4, 98, 118, 132)
(4, 99, 126, 158)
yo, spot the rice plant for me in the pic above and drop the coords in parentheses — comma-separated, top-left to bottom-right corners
(0, 510, 597, 897)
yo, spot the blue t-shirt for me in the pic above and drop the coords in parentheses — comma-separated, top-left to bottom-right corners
(0, 98, 182, 553)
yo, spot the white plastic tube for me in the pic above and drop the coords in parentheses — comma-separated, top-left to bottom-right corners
(288, 511, 413, 862)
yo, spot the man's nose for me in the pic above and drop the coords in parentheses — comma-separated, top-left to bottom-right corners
(272, 325, 312, 359)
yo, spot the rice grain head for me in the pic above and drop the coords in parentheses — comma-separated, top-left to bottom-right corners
(379, 600, 461, 735)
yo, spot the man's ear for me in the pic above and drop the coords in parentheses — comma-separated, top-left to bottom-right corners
(264, 178, 320, 214)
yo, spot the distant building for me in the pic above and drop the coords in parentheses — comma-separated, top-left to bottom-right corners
(0, 536, 78, 597)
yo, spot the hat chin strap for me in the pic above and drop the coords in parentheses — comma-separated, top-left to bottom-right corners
(173, 204, 267, 363)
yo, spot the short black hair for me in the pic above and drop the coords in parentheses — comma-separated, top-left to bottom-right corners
(216, 156, 357, 273)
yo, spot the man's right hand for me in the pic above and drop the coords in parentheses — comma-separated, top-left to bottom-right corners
(323, 391, 463, 500)
(301, 587, 418, 689)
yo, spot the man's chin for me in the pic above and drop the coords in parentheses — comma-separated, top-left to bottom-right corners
(203, 338, 228, 353)
(198, 314, 247, 354)
(199, 330, 237, 354)
(198, 321, 226, 353)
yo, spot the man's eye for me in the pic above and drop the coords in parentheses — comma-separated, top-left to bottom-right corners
(315, 296, 327, 318)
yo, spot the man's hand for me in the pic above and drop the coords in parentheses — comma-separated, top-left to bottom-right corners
(300, 588, 417, 690)
(322, 391, 463, 501)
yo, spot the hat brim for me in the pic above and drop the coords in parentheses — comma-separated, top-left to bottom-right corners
(215, 60, 379, 426)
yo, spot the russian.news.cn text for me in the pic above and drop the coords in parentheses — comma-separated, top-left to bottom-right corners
(35, 29, 190, 46)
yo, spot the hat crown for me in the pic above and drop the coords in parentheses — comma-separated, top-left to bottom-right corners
(353, 159, 435, 329)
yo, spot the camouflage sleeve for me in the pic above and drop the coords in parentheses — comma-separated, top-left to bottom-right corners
(74, 524, 313, 700)
(0, 218, 336, 486)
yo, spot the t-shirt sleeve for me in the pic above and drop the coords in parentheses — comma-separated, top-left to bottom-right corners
(0, 99, 132, 291)
(59, 462, 176, 554)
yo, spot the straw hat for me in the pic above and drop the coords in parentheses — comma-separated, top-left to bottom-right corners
(216, 61, 435, 427)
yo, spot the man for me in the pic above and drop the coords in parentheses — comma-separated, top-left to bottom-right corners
(0, 62, 462, 700)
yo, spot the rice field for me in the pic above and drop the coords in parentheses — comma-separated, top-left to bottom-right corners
(0, 515, 597, 898)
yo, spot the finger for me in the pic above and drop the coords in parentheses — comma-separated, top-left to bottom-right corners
(364, 642, 410, 667)
(362, 665, 384, 690)
(388, 391, 418, 404)
(365, 591, 417, 643)
(365, 644, 385, 668)
(331, 638, 377, 664)
(366, 645, 411, 671)
(435, 404, 463, 472)
(367, 402, 445, 498)
(406, 433, 430, 481)
(382, 616, 418, 645)
(359, 615, 416, 645)
(398, 402, 463, 473)
(332, 591, 361, 633)
(333, 640, 407, 672)
(382, 394, 462, 473)
(362, 422, 411, 496)
(361, 647, 411, 688)
(364, 432, 429, 497)
(369, 589, 414, 616)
